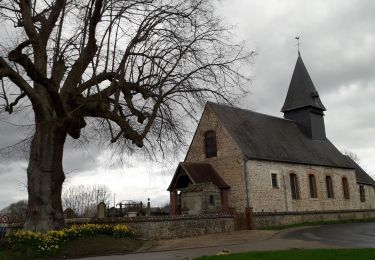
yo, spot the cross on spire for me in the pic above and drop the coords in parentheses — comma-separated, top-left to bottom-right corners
(295, 35, 301, 56)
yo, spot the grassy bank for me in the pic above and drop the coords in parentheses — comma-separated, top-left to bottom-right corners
(0, 236, 144, 259)
(196, 249, 375, 260)
(260, 218, 375, 230)
(0, 249, 22, 260)
(56, 235, 144, 258)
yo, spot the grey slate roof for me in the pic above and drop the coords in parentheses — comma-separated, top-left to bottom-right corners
(168, 162, 230, 191)
(344, 156, 375, 186)
(281, 53, 326, 112)
(181, 183, 217, 192)
(208, 102, 353, 169)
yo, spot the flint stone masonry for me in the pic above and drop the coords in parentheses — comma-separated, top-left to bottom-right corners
(253, 209, 375, 228)
(127, 216, 234, 239)
(246, 160, 375, 213)
(185, 105, 247, 212)
(66, 214, 234, 239)
(180, 183, 221, 215)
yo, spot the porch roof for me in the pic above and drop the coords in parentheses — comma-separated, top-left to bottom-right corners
(167, 162, 230, 191)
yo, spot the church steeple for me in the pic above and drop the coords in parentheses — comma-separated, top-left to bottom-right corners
(282, 53, 327, 140)
(281, 53, 326, 112)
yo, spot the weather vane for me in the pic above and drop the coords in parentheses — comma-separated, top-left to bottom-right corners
(295, 35, 301, 54)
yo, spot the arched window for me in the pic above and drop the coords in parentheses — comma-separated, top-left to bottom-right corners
(309, 174, 317, 198)
(326, 176, 334, 198)
(342, 177, 350, 199)
(290, 173, 299, 200)
(359, 185, 366, 202)
(205, 130, 217, 158)
(209, 195, 215, 206)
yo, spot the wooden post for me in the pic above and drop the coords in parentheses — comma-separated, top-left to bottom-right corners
(220, 189, 229, 212)
(246, 207, 254, 229)
(170, 191, 178, 215)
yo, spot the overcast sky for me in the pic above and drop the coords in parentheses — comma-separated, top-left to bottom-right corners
(0, 0, 374, 210)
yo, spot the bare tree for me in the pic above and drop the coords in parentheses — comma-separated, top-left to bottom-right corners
(62, 184, 111, 217)
(0, 200, 28, 223)
(0, 0, 252, 231)
(344, 150, 361, 164)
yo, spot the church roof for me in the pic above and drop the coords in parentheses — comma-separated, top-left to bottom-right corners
(344, 156, 375, 186)
(181, 183, 217, 192)
(167, 162, 230, 191)
(281, 53, 326, 112)
(208, 102, 353, 169)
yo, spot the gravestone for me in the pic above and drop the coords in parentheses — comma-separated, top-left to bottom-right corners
(97, 202, 106, 219)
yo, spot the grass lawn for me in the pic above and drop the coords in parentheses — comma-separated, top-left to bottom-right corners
(196, 249, 375, 260)
(56, 234, 145, 258)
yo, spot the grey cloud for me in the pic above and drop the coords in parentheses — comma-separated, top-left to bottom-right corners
(0, 161, 27, 209)
(63, 139, 101, 173)
(1, 0, 374, 208)
(217, 0, 375, 174)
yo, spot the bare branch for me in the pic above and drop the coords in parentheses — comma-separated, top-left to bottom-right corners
(61, 0, 104, 93)
(0, 57, 38, 103)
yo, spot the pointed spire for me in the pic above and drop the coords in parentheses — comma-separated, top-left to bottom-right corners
(281, 53, 326, 112)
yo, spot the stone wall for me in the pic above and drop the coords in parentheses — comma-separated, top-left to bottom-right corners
(67, 214, 234, 240)
(181, 183, 221, 215)
(253, 209, 375, 228)
(246, 159, 375, 212)
(359, 184, 375, 210)
(181, 191, 203, 215)
(185, 105, 247, 212)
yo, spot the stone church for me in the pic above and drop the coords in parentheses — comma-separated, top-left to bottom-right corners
(168, 53, 375, 222)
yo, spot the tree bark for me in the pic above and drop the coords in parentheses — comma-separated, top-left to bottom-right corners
(24, 121, 67, 232)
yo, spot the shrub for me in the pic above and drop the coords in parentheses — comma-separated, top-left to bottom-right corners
(6, 224, 134, 258)
(113, 224, 135, 238)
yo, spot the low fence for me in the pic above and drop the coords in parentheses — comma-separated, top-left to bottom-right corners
(0, 226, 6, 239)
(253, 209, 375, 228)
(0, 223, 22, 240)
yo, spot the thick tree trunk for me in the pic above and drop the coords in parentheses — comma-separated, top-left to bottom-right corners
(24, 121, 67, 232)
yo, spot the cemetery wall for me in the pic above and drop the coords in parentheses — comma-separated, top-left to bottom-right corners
(66, 214, 234, 239)
(253, 209, 375, 228)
